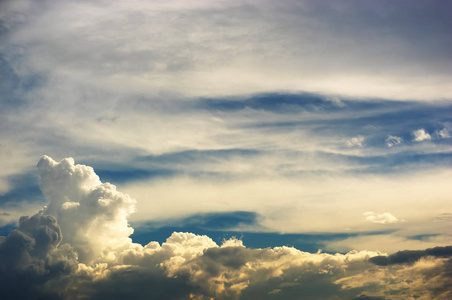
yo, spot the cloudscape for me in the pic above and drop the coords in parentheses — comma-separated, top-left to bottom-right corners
(1, 0, 451, 299)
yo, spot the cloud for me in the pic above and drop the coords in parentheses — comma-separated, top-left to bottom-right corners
(436, 128, 451, 139)
(37, 155, 136, 263)
(345, 135, 365, 147)
(1, 0, 451, 296)
(0, 156, 450, 299)
(336, 256, 452, 300)
(363, 212, 400, 224)
(412, 129, 432, 142)
(385, 135, 402, 147)
(2, 0, 452, 100)
(124, 167, 452, 239)
(369, 246, 452, 266)
(0, 213, 78, 299)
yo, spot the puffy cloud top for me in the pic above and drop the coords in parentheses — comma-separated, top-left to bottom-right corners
(37, 155, 136, 263)
(0, 157, 450, 299)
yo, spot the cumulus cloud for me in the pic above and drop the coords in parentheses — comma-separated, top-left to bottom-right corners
(37, 155, 136, 263)
(412, 129, 432, 142)
(345, 135, 365, 147)
(0, 157, 451, 299)
(385, 135, 402, 147)
(363, 212, 400, 224)
(436, 128, 451, 139)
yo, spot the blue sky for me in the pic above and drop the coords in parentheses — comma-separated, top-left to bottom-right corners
(0, 0, 451, 299)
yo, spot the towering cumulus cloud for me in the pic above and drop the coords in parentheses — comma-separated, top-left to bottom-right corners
(37, 156, 136, 263)
(0, 157, 451, 299)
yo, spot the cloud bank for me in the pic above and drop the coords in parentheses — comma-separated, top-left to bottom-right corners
(1, 0, 452, 100)
(1, 157, 451, 299)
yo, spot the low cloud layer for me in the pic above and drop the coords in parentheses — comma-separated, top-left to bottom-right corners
(0, 157, 451, 299)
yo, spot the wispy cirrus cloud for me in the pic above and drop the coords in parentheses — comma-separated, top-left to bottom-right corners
(1, 0, 452, 100)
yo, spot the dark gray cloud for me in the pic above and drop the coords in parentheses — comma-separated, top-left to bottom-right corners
(73, 267, 195, 300)
(0, 214, 77, 299)
(370, 246, 452, 266)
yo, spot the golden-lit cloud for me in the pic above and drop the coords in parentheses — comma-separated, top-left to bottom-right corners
(1, 157, 450, 299)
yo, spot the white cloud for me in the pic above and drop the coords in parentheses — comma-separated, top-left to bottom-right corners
(385, 135, 403, 147)
(345, 135, 365, 147)
(363, 211, 400, 224)
(61, 201, 80, 210)
(436, 128, 450, 139)
(412, 129, 431, 142)
(37, 155, 136, 263)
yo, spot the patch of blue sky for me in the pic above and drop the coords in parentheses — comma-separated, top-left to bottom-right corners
(407, 234, 440, 241)
(196, 92, 422, 114)
(131, 211, 395, 253)
(0, 53, 46, 111)
(315, 151, 452, 173)
(135, 211, 260, 232)
(137, 148, 261, 165)
(95, 168, 176, 184)
(92, 146, 452, 185)
(0, 173, 45, 208)
(244, 103, 451, 132)
(196, 93, 346, 113)
(231, 98, 452, 154)
(0, 223, 16, 236)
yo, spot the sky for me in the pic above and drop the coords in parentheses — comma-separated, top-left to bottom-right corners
(0, 0, 451, 299)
